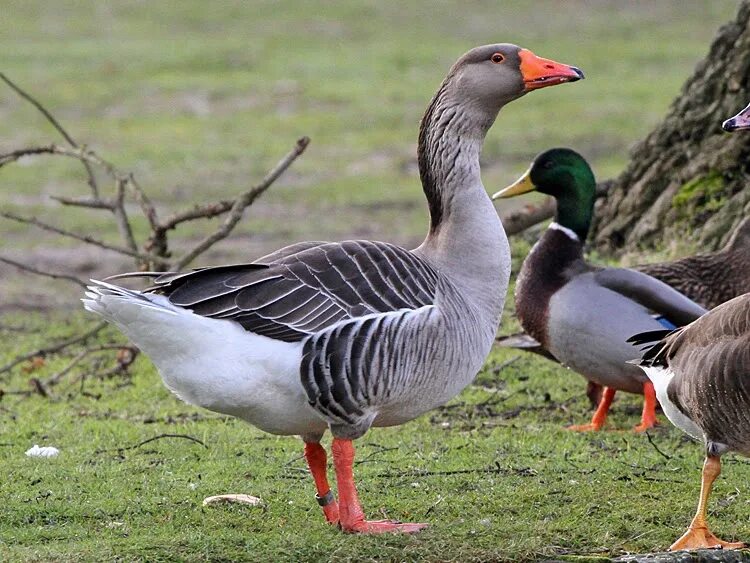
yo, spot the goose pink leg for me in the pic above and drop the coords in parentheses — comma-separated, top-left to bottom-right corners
(331, 438, 427, 534)
(304, 442, 339, 525)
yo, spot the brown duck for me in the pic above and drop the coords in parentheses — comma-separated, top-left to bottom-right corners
(630, 293, 750, 551)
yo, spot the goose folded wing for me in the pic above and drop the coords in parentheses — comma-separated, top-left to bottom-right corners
(594, 267, 707, 326)
(147, 240, 440, 342)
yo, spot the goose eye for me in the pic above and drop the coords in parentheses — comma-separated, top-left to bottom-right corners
(491, 53, 505, 64)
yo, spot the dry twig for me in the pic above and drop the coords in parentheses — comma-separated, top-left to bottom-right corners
(0, 321, 107, 377)
(0, 73, 309, 396)
(172, 136, 310, 269)
(0, 255, 87, 288)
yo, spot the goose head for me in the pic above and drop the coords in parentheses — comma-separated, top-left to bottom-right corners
(441, 44, 584, 118)
(492, 148, 595, 240)
(722, 102, 750, 131)
(418, 46, 583, 235)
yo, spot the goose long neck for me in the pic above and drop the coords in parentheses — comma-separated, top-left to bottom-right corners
(414, 85, 510, 324)
(417, 85, 493, 234)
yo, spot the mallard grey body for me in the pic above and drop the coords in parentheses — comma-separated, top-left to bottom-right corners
(518, 227, 707, 395)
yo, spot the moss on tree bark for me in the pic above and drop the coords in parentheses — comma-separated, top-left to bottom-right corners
(592, 1, 750, 253)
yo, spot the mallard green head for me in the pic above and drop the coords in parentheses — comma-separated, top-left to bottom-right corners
(492, 148, 595, 240)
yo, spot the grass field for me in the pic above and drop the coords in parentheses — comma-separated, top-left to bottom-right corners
(2, 1, 748, 561)
(4, 299, 750, 562)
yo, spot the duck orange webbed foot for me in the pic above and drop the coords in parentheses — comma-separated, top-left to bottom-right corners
(567, 386, 615, 431)
(670, 526, 746, 551)
(633, 420, 658, 433)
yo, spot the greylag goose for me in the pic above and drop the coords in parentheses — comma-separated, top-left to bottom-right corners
(492, 148, 706, 431)
(82, 44, 584, 533)
(723, 102, 750, 131)
(629, 293, 750, 551)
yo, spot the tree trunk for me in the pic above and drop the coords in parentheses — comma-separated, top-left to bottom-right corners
(592, 1, 750, 253)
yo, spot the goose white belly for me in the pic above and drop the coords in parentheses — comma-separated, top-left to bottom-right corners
(642, 366, 703, 441)
(83, 289, 327, 437)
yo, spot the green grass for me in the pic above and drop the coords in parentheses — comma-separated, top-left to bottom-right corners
(3, 302, 750, 562)
(0, 1, 738, 255)
(2, 2, 749, 561)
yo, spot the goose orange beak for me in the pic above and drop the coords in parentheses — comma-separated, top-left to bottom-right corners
(722, 102, 750, 132)
(519, 49, 584, 91)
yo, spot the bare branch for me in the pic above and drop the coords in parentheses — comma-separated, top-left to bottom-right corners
(0, 144, 108, 172)
(112, 177, 139, 255)
(50, 195, 114, 210)
(41, 344, 137, 389)
(501, 198, 556, 237)
(0, 255, 87, 288)
(127, 174, 168, 268)
(0, 72, 100, 197)
(127, 174, 160, 232)
(159, 200, 234, 231)
(173, 136, 310, 269)
(0, 321, 107, 376)
(0, 211, 160, 262)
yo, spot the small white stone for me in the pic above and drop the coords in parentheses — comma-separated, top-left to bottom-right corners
(188, 483, 198, 490)
(25, 444, 60, 458)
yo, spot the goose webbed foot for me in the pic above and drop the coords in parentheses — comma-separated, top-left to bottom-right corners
(670, 455, 745, 551)
(343, 519, 429, 534)
(332, 437, 427, 534)
(670, 526, 746, 551)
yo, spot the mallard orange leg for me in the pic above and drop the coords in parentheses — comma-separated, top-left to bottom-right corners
(633, 380, 659, 432)
(331, 438, 427, 534)
(670, 455, 745, 551)
(304, 442, 339, 524)
(568, 386, 616, 431)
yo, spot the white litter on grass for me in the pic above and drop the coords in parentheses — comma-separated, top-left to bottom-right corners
(25, 445, 60, 458)
(202, 494, 262, 507)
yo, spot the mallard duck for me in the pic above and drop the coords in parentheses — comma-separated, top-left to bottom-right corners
(497, 214, 749, 409)
(629, 293, 750, 551)
(82, 45, 583, 533)
(492, 148, 706, 431)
